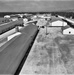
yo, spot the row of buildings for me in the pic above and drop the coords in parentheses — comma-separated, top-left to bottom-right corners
(0, 14, 74, 47)
(34, 15, 74, 35)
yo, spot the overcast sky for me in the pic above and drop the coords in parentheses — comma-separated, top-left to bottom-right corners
(0, 0, 74, 12)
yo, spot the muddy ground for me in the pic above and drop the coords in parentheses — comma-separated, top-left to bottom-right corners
(20, 27, 74, 75)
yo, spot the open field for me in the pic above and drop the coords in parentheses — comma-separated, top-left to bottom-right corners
(20, 27, 74, 75)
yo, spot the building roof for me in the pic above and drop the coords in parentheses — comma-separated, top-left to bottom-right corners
(62, 25, 71, 30)
(50, 16, 62, 23)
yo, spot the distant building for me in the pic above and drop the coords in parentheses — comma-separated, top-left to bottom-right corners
(4, 15, 10, 18)
(23, 18, 28, 26)
(62, 25, 74, 35)
(51, 20, 67, 27)
(10, 17, 18, 21)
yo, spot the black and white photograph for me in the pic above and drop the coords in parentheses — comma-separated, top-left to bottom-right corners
(0, 0, 74, 75)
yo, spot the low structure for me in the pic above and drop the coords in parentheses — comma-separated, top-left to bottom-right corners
(62, 25, 74, 35)
(0, 18, 11, 25)
(0, 28, 17, 47)
(4, 15, 10, 18)
(51, 20, 67, 27)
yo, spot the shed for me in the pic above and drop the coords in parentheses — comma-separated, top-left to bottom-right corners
(63, 25, 74, 35)
(51, 20, 67, 26)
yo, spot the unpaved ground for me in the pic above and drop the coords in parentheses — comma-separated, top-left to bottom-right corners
(20, 27, 74, 75)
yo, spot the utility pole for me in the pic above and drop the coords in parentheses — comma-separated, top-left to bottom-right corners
(45, 18, 51, 35)
(46, 22, 48, 35)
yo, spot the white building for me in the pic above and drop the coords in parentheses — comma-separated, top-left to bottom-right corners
(11, 18, 18, 21)
(0, 28, 21, 47)
(51, 20, 67, 26)
(0, 28, 17, 39)
(63, 25, 74, 35)
(23, 18, 28, 26)
(4, 15, 10, 18)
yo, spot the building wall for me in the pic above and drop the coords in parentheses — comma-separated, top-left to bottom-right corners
(63, 28, 74, 35)
(8, 32, 21, 41)
(0, 28, 17, 39)
(52, 20, 67, 26)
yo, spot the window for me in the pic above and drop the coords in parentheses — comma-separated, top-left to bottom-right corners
(69, 31, 71, 34)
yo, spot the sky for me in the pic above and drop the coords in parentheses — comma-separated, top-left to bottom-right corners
(0, 0, 74, 12)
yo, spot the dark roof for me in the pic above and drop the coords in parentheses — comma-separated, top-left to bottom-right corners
(62, 25, 70, 30)
(62, 19, 74, 28)
(0, 24, 38, 74)
(50, 16, 62, 23)
(0, 19, 23, 35)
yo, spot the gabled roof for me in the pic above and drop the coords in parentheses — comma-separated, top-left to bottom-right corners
(62, 25, 71, 30)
